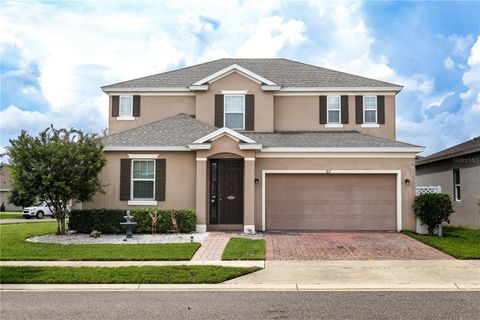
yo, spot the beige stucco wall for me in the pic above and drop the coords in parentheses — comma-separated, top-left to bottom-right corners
(253, 156, 417, 231)
(195, 72, 275, 132)
(273, 95, 396, 139)
(108, 95, 196, 134)
(84, 151, 197, 210)
(416, 155, 480, 228)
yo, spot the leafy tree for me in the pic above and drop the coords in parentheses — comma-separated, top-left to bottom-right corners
(8, 126, 106, 235)
(8, 188, 36, 208)
(413, 193, 454, 235)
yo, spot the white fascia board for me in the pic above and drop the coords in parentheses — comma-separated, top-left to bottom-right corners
(193, 127, 258, 144)
(261, 147, 425, 153)
(239, 144, 263, 150)
(192, 64, 277, 86)
(102, 87, 191, 93)
(261, 85, 281, 91)
(278, 86, 403, 93)
(104, 146, 190, 151)
(188, 85, 209, 91)
(187, 144, 212, 150)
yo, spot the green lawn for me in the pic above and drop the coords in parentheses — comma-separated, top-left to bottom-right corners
(0, 222, 200, 261)
(222, 237, 266, 260)
(0, 212, 23, 219)
(0, 265, 260, 284)
(404, 226, 480, 259)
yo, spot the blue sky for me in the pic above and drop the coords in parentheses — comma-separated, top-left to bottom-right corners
(1, 0, 479, 156)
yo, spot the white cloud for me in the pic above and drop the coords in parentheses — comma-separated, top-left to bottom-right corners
(449, 34, 474, 56)
(443, 56, 455, 70)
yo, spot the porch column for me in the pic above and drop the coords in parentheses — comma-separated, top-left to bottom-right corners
(243, 157, 256, 234)
(195, 157, 208, 233)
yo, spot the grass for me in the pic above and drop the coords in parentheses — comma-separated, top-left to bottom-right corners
(222, 237, 266, 260)
(404, 226, 480, 259)
(0, 212, 23, 219)
(0, 222, 200, 261)
(0, 265, 260, 284)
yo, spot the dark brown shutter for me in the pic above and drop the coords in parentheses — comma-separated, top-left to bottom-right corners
(245, 94, 254, 131)
(214, 94, 224, 127)
(377, 95, 385, 124)
(319, 96, 327, 124)
(120, 159, 131, 201)
(132, 95, 141, 117)
(112, 96, 119, 117)
(341, 95, 349, 124)
(155, 159, 166, 201)
(355, 96, 363, 124)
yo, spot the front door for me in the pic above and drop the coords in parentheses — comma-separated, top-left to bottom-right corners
(210, 159, 243, 224)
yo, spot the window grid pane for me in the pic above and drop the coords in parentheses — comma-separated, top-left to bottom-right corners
(133, 160, 154, 179)
(119, 96, 132, 116)
(365, 110, 376, 123)
(133, 181, 154, 199)
(364, 97, 376, 110)
(224, 95, 244, 112)
(327, 96, 340, 110)
(225, 113, 243, 128)
(328, 110, 340, 123)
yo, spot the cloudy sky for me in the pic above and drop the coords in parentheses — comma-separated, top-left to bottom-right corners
(1, 0, 479, 155)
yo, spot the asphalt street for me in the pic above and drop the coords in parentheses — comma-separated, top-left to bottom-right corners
(1, 291, 479, 320)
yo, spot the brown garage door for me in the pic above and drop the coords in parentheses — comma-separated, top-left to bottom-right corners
(266, 174, 396, 231)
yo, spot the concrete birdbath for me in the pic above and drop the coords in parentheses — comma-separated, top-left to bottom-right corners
(120, 210, 137, 240)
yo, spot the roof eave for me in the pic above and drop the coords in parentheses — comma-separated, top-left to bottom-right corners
(416, 147, 480, 166)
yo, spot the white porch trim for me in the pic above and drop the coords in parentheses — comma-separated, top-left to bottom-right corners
(261, 169, 403, 232)
(193, 127, 258, 144)
(192, 64, 277, 86)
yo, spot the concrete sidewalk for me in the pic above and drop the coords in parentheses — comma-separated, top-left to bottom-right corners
(0, 218, 53, 224)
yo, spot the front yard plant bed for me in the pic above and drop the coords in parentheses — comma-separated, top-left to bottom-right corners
(0, 265, 261, 284)
(222, 238, 266, 260)
(404, 226, 480, 259)
(0, 222, 199, 261)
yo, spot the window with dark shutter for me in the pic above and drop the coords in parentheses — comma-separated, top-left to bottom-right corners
(319, 96, 327, 124)
(215, 94, 224, 127)
(155, 159, 166, 201)
(120, 159, 131, 200)
(341, 95, 349, 124)
(355, 96, 363, 124)
(245, 94, 254, 131)
(112, 96, 119, 117)
(133, 95, 141, 117)
(377, 95, 385, 124)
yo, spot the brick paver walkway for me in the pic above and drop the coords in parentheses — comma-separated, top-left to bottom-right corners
(266, 232, 454, 261)
(191, 233, 234, 261)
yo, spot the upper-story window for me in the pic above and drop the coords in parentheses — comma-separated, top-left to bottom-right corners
(119, 96, 133, 117)
(453, 168, 461, 201)
(224, 95, 245, 129)
(132, 160, 155, 200)
(363, 96, 377, 124)
(327, 96, 341, 124)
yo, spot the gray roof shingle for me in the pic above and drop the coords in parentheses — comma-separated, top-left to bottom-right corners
(103, 114, 419, 149)
(103, 58, 401, 90)
(416, 136, 480, 165)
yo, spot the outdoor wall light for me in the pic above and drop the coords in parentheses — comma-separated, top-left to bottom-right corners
(254, 178, 259, 185)
(405, 179, 410, 185)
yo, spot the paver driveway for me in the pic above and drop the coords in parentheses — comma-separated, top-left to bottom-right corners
(266, 232, 454, 260)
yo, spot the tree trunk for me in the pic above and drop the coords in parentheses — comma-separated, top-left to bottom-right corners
(56, 215, 67, 235)
(427, 225, 435, 236)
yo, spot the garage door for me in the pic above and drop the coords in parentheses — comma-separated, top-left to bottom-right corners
(266, 174, 396, 231)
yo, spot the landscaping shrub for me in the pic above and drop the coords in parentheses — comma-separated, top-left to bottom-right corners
(0, 202, 5, 212)
(413, 193, 454, 235)
(68, 208, 196, 234)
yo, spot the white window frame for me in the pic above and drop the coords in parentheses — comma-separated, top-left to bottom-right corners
(453, 169, 461, 201)
(118, 95, 133, 119)
(326, 95, 342, 126)
(363, 96, 377, 124)
(131, 159, 155, 201)
(224, 94, 245, 130)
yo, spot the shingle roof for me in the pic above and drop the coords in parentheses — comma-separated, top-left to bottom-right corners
(103, 58, 400, 90)
(102, 113, 216, 147)
(103, 114, 420, 150)
(245, 132, 418, 148)
(416, 136, 480, 166)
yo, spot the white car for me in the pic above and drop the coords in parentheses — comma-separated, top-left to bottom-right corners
(22, 202, 55, 219)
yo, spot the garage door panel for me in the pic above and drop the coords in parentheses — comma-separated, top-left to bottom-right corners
(266, 174, 396, 231)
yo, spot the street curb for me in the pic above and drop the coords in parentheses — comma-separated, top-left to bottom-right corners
(1, 283, 479, 292)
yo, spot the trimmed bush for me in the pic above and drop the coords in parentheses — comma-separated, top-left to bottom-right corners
(68, 208, 196, 234)
(413, 193, 454, 235)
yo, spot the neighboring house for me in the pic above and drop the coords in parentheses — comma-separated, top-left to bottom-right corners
(416, 137, 480, 228)
(0, 165, 22, 211)
(86, 58, 423, 233)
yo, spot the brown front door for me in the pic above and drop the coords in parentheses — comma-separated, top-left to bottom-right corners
(210, 159, 243, 224)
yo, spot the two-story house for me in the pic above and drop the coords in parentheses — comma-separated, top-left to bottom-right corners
(86, 58, 423, 233)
